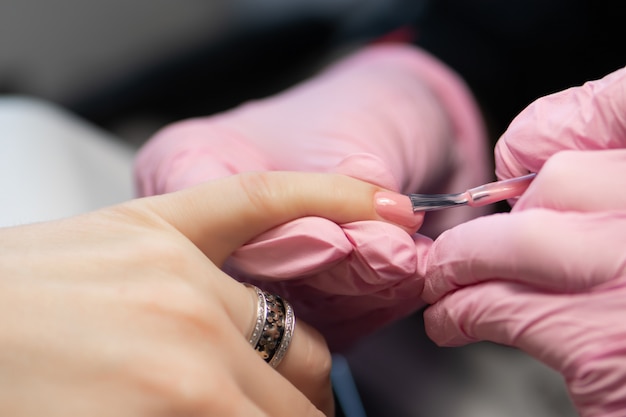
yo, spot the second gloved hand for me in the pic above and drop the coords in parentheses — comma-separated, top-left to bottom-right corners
(135, 44, 490, 349)
(423, 67, 626, 416)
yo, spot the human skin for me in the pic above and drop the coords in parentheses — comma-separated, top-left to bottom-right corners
(0, 172, 421, 417)
(134, 44, 490, 349)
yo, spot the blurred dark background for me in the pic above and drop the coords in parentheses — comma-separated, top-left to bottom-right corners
(2, 0, 624, 148)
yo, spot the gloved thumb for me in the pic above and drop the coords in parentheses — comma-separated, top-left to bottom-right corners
(512, 149, 626, 213)
(422, 209, 626, 304)
(495, 66, 626, 180)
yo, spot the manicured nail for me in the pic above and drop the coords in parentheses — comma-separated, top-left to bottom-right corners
(374, 191, 421, 228)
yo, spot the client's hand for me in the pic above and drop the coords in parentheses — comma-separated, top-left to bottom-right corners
(135, 44, 489, 348)
(0, 172, 415, 417)
(423, 67, 626, 416)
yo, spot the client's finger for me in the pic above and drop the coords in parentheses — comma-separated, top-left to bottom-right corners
(187, 271, 332, 415)
(274, 320, 334, 416)
(244, 286, 333, 410)
(226, 315, 329, 417)
(148, 171, 423, 265)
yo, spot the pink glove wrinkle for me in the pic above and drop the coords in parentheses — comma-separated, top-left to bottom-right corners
(135, 43, 490, 349)
(424, 66, 626, 416)
(495, 66, 626, 181)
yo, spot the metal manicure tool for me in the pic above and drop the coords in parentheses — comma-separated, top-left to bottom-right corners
(408, 173, 536, 212)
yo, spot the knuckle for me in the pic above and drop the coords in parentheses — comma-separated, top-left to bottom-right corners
(128, 343, 254, 416)
(166, 374, 213, 412)
(538, 150, 581, 183)
(116, 279, 216, 333)
(119, 315, 243, 414)
(237, 171, 280, 210)
(138, 354, 239, 414)
(144, 235, 193, 267)
(298, 327, 333, 384)
(156, 283, 209, 319)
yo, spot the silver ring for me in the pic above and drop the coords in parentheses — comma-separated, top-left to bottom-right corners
(245, 284, 296, 369)
(247, 285, 267, 347)
(269, 298, 295, 368)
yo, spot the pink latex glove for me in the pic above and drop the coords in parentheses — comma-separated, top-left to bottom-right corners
(423, 67, 626, 416)
(135, 44, 490, 349)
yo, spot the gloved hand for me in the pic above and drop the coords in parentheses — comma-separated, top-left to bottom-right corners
(423, 67, 626, 416)
(135, 43, 490, 349)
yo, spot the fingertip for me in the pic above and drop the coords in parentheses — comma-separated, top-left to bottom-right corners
(423, 303, 474, 347)
(421, 229, 464, 304)
(330, 154, 424, 232)
(420, 276, 439, 305)
(423, 304, 446, 344)
(494, 136, 532, 181)
(374, 191, 424, 231)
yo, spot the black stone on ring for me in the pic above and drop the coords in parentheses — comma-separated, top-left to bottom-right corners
(245, 284, 295, 368)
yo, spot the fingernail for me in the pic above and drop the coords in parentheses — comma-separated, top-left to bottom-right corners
(374, 191, 421, 228)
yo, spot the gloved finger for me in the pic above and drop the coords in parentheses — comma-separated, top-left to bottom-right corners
(136, 44, 486, 200)
(495, 66, 626, 180)
(227, 153, 408, 280)
(230, 219, 420, 289)
(224, 45, 458, 192)
(331, 153, 400, 191)
(422, 210, 626, 304)
(229, 217, 354, 279)
(339, 221, 428, 287)
(424, 280, 534, 347)
(426, 277, 626, 417)
(232, 224, 430, 351)
(134, 121, 272, 196)
(293, 274, 429, 351)
(424, 280, 606, 376)
(144, 171, 423, 266)
(514, 149, 626, 212)
(320, 291, 427, 350)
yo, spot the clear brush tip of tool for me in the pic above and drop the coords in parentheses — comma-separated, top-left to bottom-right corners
(408, 193, 469, 211)
(408, 173, 536, 212)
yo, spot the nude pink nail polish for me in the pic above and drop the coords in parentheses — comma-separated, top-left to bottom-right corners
(374, 191, 422, 228)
